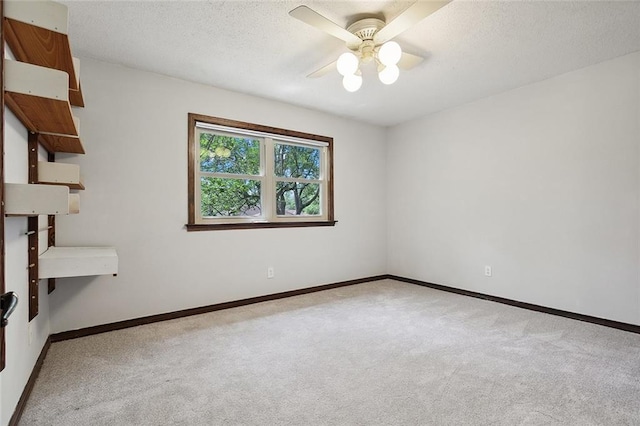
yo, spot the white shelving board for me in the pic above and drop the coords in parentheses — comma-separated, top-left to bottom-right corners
(4, 58, 70, 103)
(4, 0, 70, 36)
(69, 193, 80, 214)
(39, 246, 118, 279)
(38, 161, 82, 186)
(4, 183, 70, 215)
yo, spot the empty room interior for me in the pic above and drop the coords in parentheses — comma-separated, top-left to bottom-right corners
(1, 0, 639, 424)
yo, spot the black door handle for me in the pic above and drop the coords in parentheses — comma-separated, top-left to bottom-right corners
(1, 292, 19, 328)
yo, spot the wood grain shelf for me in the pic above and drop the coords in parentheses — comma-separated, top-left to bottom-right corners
(68, 57, 84, 107)
(69, 84, 84, 108)
(39, 246, 118, 279)
(4, 59, 79, 136)
(37, 161, 84, 190)
(38, 132, 85, 154)
(4, 0, 79, 91)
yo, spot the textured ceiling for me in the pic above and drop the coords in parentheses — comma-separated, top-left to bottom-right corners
(60, 0, 640, 126)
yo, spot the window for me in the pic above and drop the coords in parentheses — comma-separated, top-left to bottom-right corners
(187, 114, 335, 230)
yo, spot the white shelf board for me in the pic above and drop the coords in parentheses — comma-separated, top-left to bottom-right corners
(38, 161, 81, 186)
(4, 0, 69, 35)
(69, 193, 80, 214)
(4, 59, 69, 102)
(39, 246, 118, 279)
(4, 183, 69, 216)
(4, 59, 78, 136)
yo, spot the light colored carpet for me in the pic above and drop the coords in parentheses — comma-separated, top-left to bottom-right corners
(19, 279, 640, 425)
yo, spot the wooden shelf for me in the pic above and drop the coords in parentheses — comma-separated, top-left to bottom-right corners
(69, 84, 84, 108)
(37, 161, 84, 190)
(38, 132, 85, 154)
(39, 246, 118, 279)
(4, 59, 78, 136)
(38, 115, 84, 153)
(4, 183, 70, 216)
(4, 0, 79, 91)
(69, 57, 84, 107)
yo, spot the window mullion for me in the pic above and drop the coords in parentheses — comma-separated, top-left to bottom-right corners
(322, 147, 328, 218)
(200, 171, 261, 180)
(273, 177, 321, 184)
(264, 138, 275, 221)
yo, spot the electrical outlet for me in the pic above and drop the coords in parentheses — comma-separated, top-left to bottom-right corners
(484, 265, 492, 277)
(267, 267, 275, 279)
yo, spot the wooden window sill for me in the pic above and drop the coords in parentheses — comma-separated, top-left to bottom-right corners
(186, 221, 338, 231)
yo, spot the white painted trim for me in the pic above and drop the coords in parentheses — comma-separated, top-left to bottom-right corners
(194, 128, 329, 223)
(264, 138, 276, 219)
(195, 121, 329, 147)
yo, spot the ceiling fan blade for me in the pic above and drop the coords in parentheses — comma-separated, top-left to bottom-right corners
(374, 1, 451, 45)
(307, 61, 337, 78)
(397, 52, 424, 70)
(289, 6, 362, 46)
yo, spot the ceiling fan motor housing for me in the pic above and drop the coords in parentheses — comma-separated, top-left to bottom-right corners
(347, 17, 386, 63)
(347, 18, 385, 44)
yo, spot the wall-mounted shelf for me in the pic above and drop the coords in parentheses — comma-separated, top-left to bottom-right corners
(39, 247, 118, 279)
(69, 58, 84, 107)
(4, 183, 70, 216)
(38, 132, 85, 154)
(4, 0, 79, 91)
(37, 161, 84, 190)
(4, 59, 78, 136)
(69, 193, 80, 214)
(3, 0, 113, 328)
(69, 84, 84, 108)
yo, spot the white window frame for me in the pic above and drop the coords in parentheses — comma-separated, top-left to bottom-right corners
(188, 114, 334, 230)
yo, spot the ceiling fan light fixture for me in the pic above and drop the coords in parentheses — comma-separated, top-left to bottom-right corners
(343, 73, 363, 92)
(378, 41, 402, 66)
(290, 3, 445, 92)
(378, 64, 400, 85)
(337, 52, 359, 76)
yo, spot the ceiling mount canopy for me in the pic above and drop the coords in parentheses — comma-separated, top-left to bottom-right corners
(289, 1, 451, 92)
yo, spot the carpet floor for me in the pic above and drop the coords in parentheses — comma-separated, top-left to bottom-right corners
(19, 279, 640, 425)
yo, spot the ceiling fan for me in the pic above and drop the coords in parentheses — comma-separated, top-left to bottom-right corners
(289, 1, 451, 92)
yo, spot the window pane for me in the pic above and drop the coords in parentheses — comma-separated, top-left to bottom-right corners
(201, 177, 261, 217)
(275, 182, 321, 216)
(200, 133, 260, 175)
(274, 143, 320, 179)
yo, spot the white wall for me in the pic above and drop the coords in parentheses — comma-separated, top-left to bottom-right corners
(50, 58, 388, 333)
(1, 110, 52, 425)
(387, 51, 640, 325)
(5, 43, 637, 426)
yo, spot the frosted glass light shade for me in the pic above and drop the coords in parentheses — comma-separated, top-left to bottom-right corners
(378, 64, 400, 85)
(343, 74, 363, 92)
(378, 41, 402, 66)
(337, 52, 359, 76)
